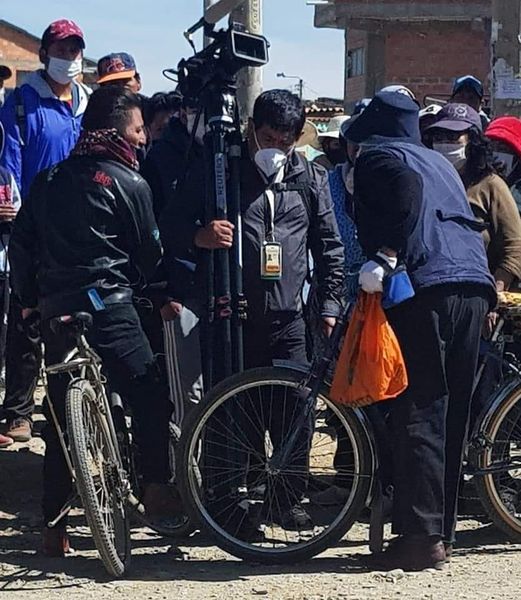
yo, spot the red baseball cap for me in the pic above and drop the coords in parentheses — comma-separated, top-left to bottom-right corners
(486, 117, 521, 159)
(41, 19, 85, 49)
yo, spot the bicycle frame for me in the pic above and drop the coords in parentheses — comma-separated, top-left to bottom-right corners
(43, 330, 125, 528)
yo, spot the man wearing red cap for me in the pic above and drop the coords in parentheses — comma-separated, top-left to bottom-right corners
(0, 19, 90, 444)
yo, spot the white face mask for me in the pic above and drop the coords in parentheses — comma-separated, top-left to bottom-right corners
(46, 56, 83, 85)
(433, 142, 467, 170)
(186, 113, 205, 145)
(494, 152, 516, 177)
(253, 128, 289, 179)
(0, 88, 5, 105)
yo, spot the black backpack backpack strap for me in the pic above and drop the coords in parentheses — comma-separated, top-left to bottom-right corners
(273, 155, 321, 284)
(274, 154, 318, 223)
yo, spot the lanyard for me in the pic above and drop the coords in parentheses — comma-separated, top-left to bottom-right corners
(264, 168, 285, 242)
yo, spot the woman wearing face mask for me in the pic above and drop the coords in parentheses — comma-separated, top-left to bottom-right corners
(427, 103, 521, 429)
(485, 116, 521, 212)
(426, 103, 521, 295)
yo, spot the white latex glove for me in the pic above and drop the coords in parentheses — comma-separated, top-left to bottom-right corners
(359, 253, 398, 294)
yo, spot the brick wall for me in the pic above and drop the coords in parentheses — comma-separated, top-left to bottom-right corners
(384, 21, 490, 103)
(344, 19, 490, 109)
(0, 22, 40, 88)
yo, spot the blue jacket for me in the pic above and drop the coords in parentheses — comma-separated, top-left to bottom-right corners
(359, 138, 496, 298)
(0, 70, 90, 198)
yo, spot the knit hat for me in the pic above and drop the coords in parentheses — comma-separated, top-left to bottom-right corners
(485, 117, 521, 159)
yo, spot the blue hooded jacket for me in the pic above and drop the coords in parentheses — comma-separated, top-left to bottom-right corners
(0, 70, 90, 198)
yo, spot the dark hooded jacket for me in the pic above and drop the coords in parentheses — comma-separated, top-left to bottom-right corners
(348, 91, 496, 302)
(160, 141, 345, 318)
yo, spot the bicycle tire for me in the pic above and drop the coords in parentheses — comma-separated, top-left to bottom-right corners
(66, 378, 131, 576)
(178, 366, 373, 564)
(474, 379, 521, 541)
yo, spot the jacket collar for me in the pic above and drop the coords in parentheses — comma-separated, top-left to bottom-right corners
(24, 70, 91, 117)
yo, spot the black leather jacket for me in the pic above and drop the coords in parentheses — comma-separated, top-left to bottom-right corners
(10, 155, 162, 318)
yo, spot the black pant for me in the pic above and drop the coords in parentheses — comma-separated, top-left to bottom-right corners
(386, 284, 489, 543)
(244, 312, 311, 506)
(1, 296, 40, 421)
(42, 303, 172, 524)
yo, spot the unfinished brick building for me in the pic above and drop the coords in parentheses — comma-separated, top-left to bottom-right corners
(314, 0, 492, 110)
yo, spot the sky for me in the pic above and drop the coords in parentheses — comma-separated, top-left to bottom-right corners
(2, 0, 345, 99)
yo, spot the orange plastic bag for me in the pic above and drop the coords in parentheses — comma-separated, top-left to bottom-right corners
(330, 292, 408, 408)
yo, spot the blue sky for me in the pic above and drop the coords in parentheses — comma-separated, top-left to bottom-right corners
(2, 0, 345, 99)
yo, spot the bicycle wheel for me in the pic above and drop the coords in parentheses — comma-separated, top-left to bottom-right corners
(178, 366, 373, 564)
(474, 379, 521, 541)
(66, 378, 131, 576)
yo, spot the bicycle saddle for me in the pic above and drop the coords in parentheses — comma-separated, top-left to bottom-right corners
(50, 312, 94, 335)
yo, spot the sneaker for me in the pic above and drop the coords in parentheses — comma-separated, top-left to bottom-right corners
(42, 526, 71, 558)
(6, 417, 32, 442)
(273, 505, 313, 531)
(0, 433, 13, 448)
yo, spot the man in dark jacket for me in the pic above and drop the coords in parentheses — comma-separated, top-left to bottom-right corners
(347, 91, 496, 571)
(161, 89, 345, 529)
(142, 102, 206, 433)
(9, 86, 173, 557)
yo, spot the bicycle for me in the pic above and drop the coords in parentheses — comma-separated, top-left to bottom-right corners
(178, 293, 521, 564)
(177, 304, 376, 564)
(43, 312, 132, 576)
(465, 296, 521, 541)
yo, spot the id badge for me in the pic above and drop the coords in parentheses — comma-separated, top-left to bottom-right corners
(261, 241, 283, 280)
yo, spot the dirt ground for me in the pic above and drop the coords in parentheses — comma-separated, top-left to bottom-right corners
(2, 398, 521, 600)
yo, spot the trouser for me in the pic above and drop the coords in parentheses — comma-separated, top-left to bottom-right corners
(1, 296, 40, 421)
(243, 312, 311, 507)
(163, 303, 204, 429)
(0, 274, 9, 372)
(386, 284, 489, 543)
(41, 303, 172, 524)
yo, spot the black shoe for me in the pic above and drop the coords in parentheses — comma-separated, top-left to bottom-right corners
(274, 505, 313, 531)
(364, 535, 446, 572)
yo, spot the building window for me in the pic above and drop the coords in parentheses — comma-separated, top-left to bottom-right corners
(347, 47, 365, 78)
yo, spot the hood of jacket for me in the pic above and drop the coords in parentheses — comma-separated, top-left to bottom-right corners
(347, 91, 421, 145)
(24, 69, 91, 116)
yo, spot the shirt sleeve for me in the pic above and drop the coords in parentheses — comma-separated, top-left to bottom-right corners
(0, 95, 23, 195)
(353, 148, 423, 257)
(489, 175, 521, 281)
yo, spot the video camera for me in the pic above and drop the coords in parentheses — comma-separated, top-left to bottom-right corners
(175, 21, 269, 104)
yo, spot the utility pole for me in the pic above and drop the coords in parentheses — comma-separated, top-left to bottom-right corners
(231, 0, 263, 126)
(203, 0, 213, 47)
(491, 0, 521, 117)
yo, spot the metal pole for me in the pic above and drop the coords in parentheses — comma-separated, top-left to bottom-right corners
(491, 0, 521, 117)
(203, 0, 213, 47)
(231, 0, 263, 127)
